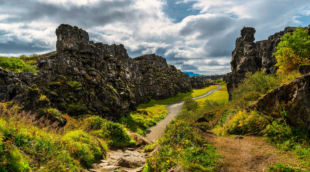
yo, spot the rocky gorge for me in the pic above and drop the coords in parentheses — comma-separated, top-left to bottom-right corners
(0, 24, 207, 124)
(226, 25, 310, 100)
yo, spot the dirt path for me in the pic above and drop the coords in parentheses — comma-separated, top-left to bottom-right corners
(146, 86, 221, 142)
(204, 131, 301, 172)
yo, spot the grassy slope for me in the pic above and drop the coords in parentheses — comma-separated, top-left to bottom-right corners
(0, 82, 218, 171)
(175, 71, 310, 171)
(120, 85, 219, 135)
(0, 104, 135, 171)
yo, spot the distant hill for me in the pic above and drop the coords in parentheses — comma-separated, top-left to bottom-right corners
(183, 72, 207, 77)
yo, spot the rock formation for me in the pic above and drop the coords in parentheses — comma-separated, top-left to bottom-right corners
(0, 24, 207, 122)
(202, 74, 227, 81)
(248, 73, 310, 130)
(226, 26, 310, 100)
(190, 76, 209, 89)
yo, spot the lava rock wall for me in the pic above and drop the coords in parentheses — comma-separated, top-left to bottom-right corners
(226, 26, 310, 100)
(0, 24, 202, 120)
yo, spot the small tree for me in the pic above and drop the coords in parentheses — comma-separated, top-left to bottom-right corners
(274, 27, 310, 74)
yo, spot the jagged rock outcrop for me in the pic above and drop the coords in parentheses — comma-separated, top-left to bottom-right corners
(0, 24, 203, 121)
(248, 74, 310, 130)
(0, 68, 28, 102)
(202, 74, 227, 82)
(226, 26, 310, 100)
(190, 76, 209, 89)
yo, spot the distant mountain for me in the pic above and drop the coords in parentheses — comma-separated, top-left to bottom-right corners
(183, 72, 207, 77)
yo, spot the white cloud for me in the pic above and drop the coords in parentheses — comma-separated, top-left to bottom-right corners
(1, 0, 310, 75)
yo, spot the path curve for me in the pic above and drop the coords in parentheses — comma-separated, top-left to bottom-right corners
(146, 86, 221, 142)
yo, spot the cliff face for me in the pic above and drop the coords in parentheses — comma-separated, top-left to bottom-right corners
(190, 76, 209, 89)
(226, 26, 310, 100)
(0, 24, 203, 121)
(203, 75, 227, 81)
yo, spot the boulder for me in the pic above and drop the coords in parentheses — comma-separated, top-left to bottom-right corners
(114, 156, 145, 168)
(299, 65, 310, 75)
(248, 74, 310, 130)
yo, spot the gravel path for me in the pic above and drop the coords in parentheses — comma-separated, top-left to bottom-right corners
(146, 86, 221, 142)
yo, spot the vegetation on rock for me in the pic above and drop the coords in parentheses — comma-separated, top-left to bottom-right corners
(274, 27, 310, 74)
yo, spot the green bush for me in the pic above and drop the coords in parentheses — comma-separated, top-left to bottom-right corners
(62, 130, 106, 167)
(91, 121, 135, 147)
(0, 56, 38, 73)
(213, 110, 270, 136)
(263, 121, 293, 142)
(84, 116, 107, 130)
(182, 96, 198, 111)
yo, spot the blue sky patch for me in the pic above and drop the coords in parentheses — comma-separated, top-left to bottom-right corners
(163, 0, 201, 23)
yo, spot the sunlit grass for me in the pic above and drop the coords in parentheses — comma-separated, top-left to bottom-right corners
(120, 85, 219, 135)
(196, 86, 229, 104)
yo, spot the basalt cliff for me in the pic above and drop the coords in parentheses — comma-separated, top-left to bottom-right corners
(226, 25, 310, 99)
(0, 24, 207, 125)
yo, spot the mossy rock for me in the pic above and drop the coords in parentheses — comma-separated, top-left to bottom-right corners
(49, 91, 58, 97)
(66, 104, 87, 115)
(37, 107, 67, 127)
(58, 103, 67, 110)
(67, 81, 83, 89)
(299, 64, 310, 74)
(48, 82, 61, 86)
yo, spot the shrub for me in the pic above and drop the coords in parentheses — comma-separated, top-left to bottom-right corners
(84, 116, 107, 130)
(213, 110, 270, 136)
(62, 130, 106, 167)
(263, 121, 293, 142)
(91, 121, 135, 147)
(182, 96, 198, 111)
(274, 27, 310, 74)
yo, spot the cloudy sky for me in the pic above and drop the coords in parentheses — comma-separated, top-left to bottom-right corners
(1, 0, 310, 75)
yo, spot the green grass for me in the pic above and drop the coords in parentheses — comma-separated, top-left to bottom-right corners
(0, 55, 39, 73)
(0, 104, 142, 171)
(120, 85, 219, 135)
(144, 120, 220, 172)
(267, 164, 302, 172)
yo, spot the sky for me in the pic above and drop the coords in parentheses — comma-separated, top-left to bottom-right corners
(1, 0, 310, 75)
